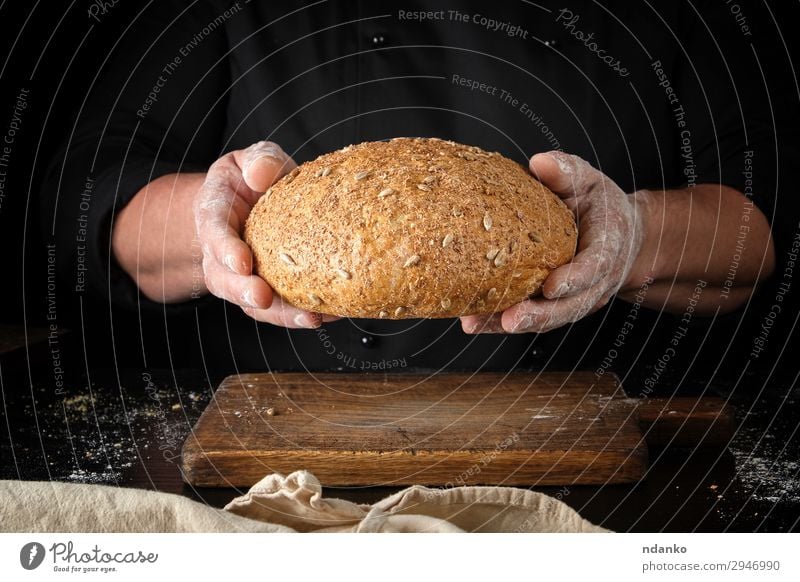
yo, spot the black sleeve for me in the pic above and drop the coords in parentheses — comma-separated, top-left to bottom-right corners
(40, 0, 232, 310)
(674, 0, 800, 259)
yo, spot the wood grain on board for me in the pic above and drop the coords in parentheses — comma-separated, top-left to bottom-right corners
(182, 372, 649, 487)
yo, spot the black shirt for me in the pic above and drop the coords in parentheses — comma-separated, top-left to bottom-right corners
(42, 0, 798, 375)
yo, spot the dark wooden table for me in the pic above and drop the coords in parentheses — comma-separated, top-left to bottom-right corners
(1, 334, 798, 532)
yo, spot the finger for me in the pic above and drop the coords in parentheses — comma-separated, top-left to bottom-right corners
(236, 141, 296, 194)
(194, 177, 255, 276)
(541, 190, 635, 299)
(203, 257, 273, 309)
(241, 295, 324, 329)
(460, 313, 505, 334)
(542, 236, 617, 299)
(198, 218, 254, 277)
(501, 288, 607, 334)
(529, 151, 600, 198)
(194, 142, 294, 271)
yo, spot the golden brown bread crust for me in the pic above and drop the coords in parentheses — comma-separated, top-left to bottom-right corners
(244, 137, 577, 319)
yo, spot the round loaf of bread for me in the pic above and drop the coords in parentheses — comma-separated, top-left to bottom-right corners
(244, 137, 577, 319)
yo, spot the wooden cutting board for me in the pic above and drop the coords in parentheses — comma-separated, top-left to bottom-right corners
(182, 371, 658, 487)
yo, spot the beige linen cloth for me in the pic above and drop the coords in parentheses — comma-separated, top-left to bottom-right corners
(0, 471, 607, 533)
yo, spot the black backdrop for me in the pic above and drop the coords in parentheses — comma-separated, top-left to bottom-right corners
(1, 1, 798, 387)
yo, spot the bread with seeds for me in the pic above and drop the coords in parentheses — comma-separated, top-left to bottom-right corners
(244, 137, 577, 319)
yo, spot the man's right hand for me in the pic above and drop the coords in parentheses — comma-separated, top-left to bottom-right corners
(194, 141, 336, 328)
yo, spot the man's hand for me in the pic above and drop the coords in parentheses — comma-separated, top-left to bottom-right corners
(461, 151, 647, 334)
(194, 141, 338, 328)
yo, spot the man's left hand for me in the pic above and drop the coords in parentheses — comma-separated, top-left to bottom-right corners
(461, 151, 648, 334)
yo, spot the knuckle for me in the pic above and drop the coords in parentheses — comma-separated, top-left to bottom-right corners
(207, 157, 228, 175)
(201, 243, 216, 261)
(597, 252, 614, 274)
(203, 274, 218, 297)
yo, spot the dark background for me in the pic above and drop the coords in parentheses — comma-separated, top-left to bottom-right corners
(0, 1, 797, 380)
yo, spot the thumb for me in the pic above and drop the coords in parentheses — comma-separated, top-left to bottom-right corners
(236, 141, 297, 193)
(529, 151, 598, 197)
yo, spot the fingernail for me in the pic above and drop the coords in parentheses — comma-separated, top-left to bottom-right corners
(224, 254, 239, 273)
(293, 313, 319, 329)
(511, 315, 533, 333)
(550, 154, 571, 175)
(243, 287, 264, 309)
(241, 155, 262, 181)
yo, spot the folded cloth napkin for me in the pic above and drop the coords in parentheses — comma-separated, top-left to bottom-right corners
(0, 471, 608, 533)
